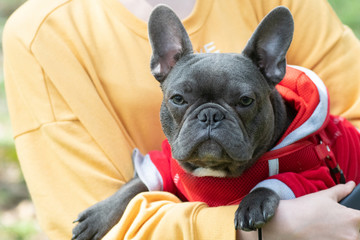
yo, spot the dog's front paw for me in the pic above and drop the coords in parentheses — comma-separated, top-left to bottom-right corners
(234, 188, 280, 231)
(72, 199, 121, 240)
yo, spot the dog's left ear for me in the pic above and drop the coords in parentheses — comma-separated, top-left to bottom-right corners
(242, 6, 294, 86)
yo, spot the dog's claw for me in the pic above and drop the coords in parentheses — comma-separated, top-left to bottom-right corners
(239, 221, 244, 230)
(73, 218, 80, 224)
(248, 218, 254, 228)
(234, 218, 245, 231)
(254, 220, 265, 229)
(263, 211, 268, 220)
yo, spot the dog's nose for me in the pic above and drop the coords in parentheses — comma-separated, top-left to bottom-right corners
(197, 108, 225, 127)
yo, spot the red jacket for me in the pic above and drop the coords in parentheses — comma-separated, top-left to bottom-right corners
(133, 66, 360, 207)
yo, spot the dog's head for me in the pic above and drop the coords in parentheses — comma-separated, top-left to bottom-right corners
(148, 6, 294, 177)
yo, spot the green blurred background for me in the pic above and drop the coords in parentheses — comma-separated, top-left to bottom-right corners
(1, 1, 48, 239)
(0, 0, 359, 239)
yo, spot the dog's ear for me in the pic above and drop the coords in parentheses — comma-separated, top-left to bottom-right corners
(242, 6, 294, 86)
(148, 5, 193, 82)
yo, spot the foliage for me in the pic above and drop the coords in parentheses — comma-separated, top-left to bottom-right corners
(0, 219, 41, 240)
(0, 0, 26, 149)
(328, 0, 360, 38)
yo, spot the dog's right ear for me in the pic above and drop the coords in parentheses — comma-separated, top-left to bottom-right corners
(242, 6, 294, 86)
(148, 5, 193, 82)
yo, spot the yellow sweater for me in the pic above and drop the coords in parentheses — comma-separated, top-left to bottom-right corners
(3, 0, 360, 239)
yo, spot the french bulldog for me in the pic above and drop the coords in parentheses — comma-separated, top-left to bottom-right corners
(72, 5, 300, 240)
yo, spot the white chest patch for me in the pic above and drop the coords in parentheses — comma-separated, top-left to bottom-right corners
(192, 168, 227, 177)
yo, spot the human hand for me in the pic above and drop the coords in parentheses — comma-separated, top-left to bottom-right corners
(264, 181, 360, 240)
(237, 181, 360, 240)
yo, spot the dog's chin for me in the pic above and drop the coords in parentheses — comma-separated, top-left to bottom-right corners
(179, 147, 253, 177)
(177, 140, 254, 177)
(180, 160, 251, 178)
(196, 140, 224, 161)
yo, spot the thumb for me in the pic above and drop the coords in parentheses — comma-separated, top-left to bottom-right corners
(320, 181, 356, 202)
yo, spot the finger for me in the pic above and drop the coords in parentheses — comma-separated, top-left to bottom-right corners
(321, 181, 356, 202)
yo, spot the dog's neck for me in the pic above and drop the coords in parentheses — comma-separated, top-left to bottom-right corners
(269, 88, 296, 148)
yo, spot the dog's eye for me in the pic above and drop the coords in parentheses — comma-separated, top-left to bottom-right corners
(171, 95, 186, 105)
(239, 96, 254, 107)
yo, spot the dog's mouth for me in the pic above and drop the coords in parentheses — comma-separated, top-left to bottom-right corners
(180, 159, 250, 178)
(178, 140, 253, 177)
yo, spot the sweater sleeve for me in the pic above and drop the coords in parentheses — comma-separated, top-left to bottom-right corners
(103, 192, 239, 240)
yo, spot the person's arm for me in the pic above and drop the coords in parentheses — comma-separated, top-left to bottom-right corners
(3, 25, 131, 240)
(3, 4, 133, 239)
(102, 182, 360, 240)
(102, 192, 238, 239)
